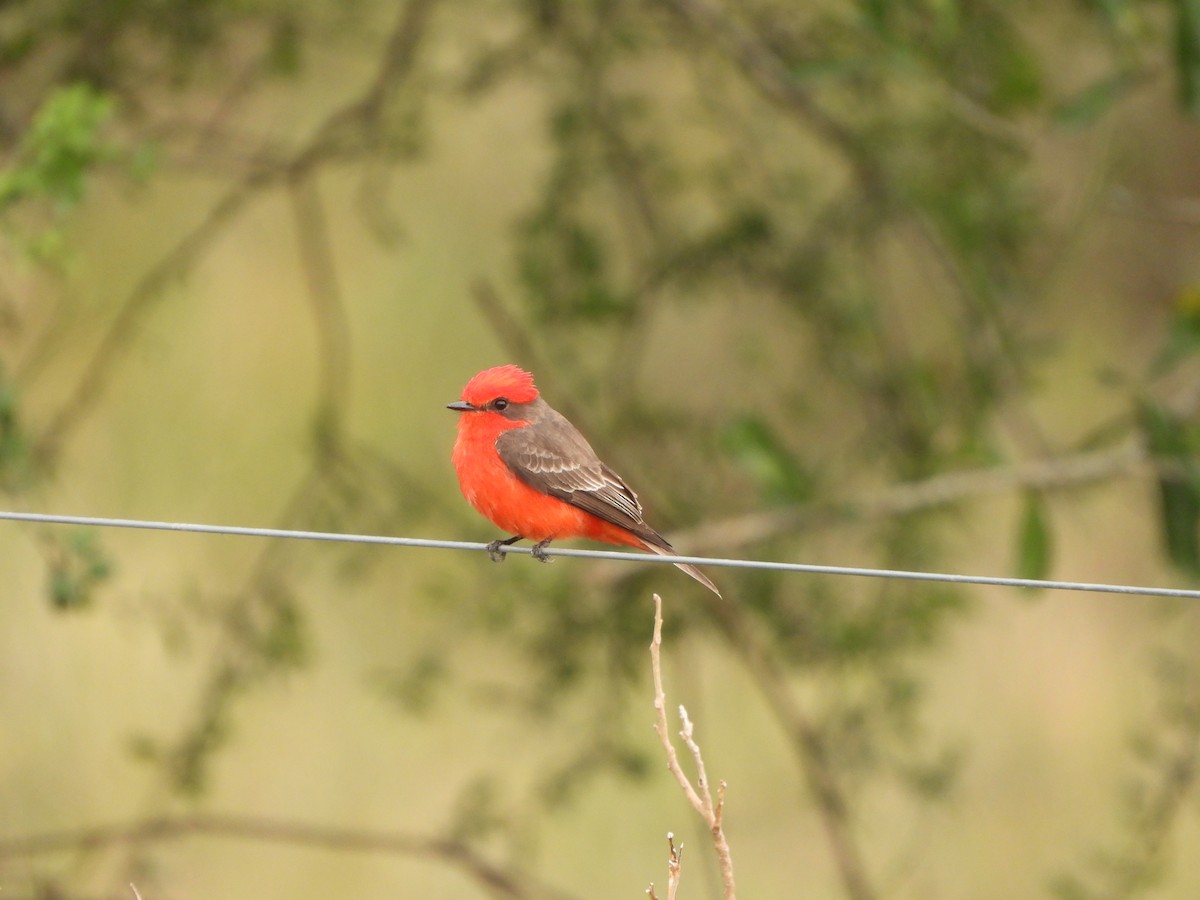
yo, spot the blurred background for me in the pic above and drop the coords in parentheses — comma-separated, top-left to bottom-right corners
(3, 1, 1200, 897)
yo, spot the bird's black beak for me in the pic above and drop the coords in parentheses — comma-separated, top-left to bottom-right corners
(446, 401, 476, 412)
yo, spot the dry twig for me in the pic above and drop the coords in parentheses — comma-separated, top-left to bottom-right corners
(646, 832, 683, 900)
(650, 593, 736, 900)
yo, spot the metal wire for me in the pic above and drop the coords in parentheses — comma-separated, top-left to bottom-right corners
(2, 509, 1199, 599)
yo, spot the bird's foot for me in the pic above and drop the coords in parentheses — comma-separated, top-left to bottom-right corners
(486, 535, 523, 562)
(531, 539, 553, 563)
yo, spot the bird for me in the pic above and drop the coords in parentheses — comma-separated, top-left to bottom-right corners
(448, 365, 720, 596)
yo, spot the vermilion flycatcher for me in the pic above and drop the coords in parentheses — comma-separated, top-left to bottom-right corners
(448, 365, 720, 596)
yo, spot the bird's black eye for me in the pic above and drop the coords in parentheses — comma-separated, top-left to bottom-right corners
(493, 398, 509, 411)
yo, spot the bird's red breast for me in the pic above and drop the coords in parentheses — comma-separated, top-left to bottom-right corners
(453, 424, 581, 540)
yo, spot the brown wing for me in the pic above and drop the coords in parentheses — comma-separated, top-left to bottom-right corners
(495, 405, 670, 550)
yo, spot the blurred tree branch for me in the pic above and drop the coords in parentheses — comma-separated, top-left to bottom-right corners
(0, 813, 579, 900)
(30, 0, 439, 463)
(289, 173, 352, 448)
(655, 0, 883, 195)
(678, 442, 1157, 556)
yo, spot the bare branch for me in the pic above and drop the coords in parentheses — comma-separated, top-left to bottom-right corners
(650, 594, 737, 899)
(646, 832, 684, 900)
(652, 597, 709, 815)
(666, 833, 683, 900)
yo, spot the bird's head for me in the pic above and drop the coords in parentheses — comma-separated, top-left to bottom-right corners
(447, 365, 540, 418)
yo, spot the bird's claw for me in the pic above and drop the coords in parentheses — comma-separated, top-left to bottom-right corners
(531, 540, 552, 563)
(485, 539, 508, 563)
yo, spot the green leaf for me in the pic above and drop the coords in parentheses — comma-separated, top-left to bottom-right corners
(721, 416, 814, 504)
(860, 0, 891, 34)
(1140, 401, 1200, 573)
(1151, 285, 1200, 377)
(266, 13, 302, 77)
(0, 372, 34, 490)
(0, 83, 118, 265)
(1015, 492, 1053, 584)
(1158, 471, 1200, 572)
(1174, 0, 1200, 116)
(992, 36, 1044, 112)
(0, 84, 116, 210)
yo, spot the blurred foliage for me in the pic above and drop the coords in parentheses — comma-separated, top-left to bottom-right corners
(43, 528, 112, 610)
(1, 0, 294, 86)
(0, 369, 33, 492)
(1155, 283, 1200, 376)
(1016, 491, 1053, 583)
(4, 0, 1200, 897)
(0, 83, 117, 262)
(1140, 400, 1200, 574)
(1054, 621, 1200, 899)
(1173, 0, 1200, 113)
(130, 577, 310, 796)
(721, 415, 817, 505)
(0, 84, 115, 211)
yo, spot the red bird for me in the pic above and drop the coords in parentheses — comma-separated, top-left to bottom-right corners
(448, 365, 719, 596)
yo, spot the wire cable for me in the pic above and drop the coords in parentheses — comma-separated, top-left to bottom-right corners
(1, 509, 1198, 600)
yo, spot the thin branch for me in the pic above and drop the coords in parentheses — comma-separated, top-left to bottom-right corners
(652, 597, 708, 815)
(646, 832, 683, 900)
(355, 0, 439, 129)
(288, 174, 353, 449)
(650, 594, 736, 900)
(31, 0, 439, 461)
(0, 813, 576, 900)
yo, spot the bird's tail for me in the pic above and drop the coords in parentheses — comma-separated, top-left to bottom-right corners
(641, 540, 721, 597)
